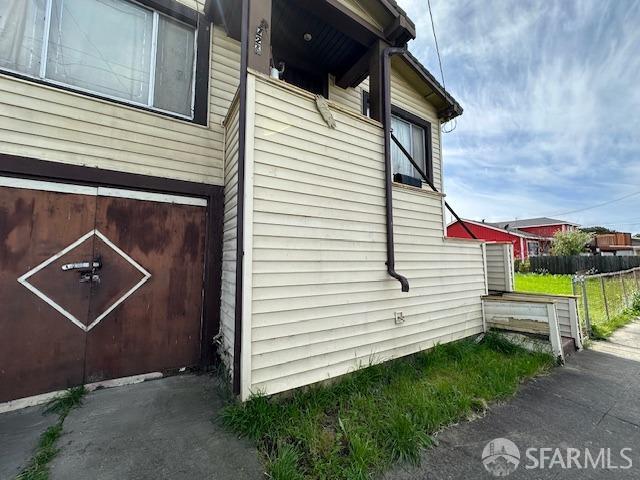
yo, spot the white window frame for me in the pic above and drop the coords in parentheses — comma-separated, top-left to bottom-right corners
(2, 0, 198, 120)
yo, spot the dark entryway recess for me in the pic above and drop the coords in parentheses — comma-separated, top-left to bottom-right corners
(0, 164, 218, 403)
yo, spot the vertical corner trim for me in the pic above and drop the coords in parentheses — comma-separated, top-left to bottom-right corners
(232, 0, 250, 397)
(240, 74, 256, 401)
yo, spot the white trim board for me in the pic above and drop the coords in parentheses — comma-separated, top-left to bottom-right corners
(0, 176, 207, 207)
(0, 372, 163, 414)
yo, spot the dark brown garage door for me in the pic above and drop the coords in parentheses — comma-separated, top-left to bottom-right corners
(0, 178, 208, 402)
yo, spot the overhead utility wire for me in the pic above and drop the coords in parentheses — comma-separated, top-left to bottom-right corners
(551, 189, 640, 217)
(427, 0, 456, 133)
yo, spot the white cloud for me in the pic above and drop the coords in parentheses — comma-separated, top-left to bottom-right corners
(397, 0, 640, 232)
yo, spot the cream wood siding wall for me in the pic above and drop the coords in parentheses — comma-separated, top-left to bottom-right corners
(485, 243, 515, 292)
(0, 21, 240, 185)
(220, 96, 240, 368)
(245, 74, 485, 397)
(328, 76, 363, 114)
(329, 72, 443, 192)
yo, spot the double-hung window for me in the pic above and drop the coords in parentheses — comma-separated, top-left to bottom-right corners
(362, 92, 433, 185)
(0, 0, 198, 119)
(391, 114, 427, 181)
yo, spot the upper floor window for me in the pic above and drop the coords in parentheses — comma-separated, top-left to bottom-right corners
(0, 0, 197, 119)
(391, 114, 426, 180)
(362, 91, 433, 186)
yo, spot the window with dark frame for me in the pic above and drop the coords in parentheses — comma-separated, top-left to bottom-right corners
(362, 91, 433, 186)
(0, 0, 208, 123)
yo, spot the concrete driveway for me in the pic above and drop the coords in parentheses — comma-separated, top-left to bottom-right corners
(385, 321, 640, 480)
(1, 374, 264, 480)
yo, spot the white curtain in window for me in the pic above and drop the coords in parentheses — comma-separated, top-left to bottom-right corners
(0, 0, 46, 76)
(412, 124, 426, 175)
(46, 0, 153, 103)
(391, 116, 413, 177)
(154, 15, 195, 116)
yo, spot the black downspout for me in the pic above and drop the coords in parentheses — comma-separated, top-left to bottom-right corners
(382, 46, 409, 292)
(232, 0, 250, 396)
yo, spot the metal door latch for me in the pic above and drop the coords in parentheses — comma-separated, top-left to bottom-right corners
(61, 261, 101, 271)
(62, 258, 102, 284)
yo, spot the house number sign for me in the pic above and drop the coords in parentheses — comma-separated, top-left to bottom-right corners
(254, 19, 269, 55)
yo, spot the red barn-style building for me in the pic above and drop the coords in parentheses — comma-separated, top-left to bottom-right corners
(447, 217, 580, 260)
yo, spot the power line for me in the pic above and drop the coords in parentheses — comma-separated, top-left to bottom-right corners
(552, 189, 640, 217)
(427, 0, 456, 133)
(427, 0, 445, 91)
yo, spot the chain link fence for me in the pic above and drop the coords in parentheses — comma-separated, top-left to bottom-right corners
(572, 267, 640, 337)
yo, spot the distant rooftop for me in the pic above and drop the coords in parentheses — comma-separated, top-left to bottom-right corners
(455, 219, 547, 239)
(486, 217, 580, 229)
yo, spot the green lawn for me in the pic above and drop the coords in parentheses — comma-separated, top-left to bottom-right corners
(515, 273, 639, 339)
(222, 334, 553, 480)
(515, 273, 573, 295)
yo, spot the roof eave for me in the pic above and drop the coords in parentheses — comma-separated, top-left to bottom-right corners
(401, 51, 463, 121)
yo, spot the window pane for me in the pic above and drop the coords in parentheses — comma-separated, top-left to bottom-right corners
(153, 15, 195, 116)
(0, 0, 46, 76)
(391, 116, 413, 177)
(411, 124, 426, 176)
(46, 0, 153, 104)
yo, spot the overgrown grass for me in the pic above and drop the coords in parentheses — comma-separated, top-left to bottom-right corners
(17, 387, 86, 480)
(591, 292, 640, 340)
(222, 334, 553, 480)
(516, 273, 640, 339)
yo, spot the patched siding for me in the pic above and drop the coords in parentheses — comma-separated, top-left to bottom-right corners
(247, 74, 485, 396)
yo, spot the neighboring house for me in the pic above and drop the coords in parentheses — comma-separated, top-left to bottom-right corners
(590, 232, 636, 256)
(448, 217, 580, 260)
(487, 217, 579, 238)
(0, 0, 498, 404)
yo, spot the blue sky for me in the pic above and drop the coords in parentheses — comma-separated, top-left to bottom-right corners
(398, 0, 640, 233)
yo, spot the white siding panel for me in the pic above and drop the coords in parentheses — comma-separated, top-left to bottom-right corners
(485, 243, 515, 292)
(0, 25, 240, 185)
(247, 75, 486, 396)
(219, 97, 240, 370)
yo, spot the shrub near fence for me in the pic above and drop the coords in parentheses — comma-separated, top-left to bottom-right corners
(530, 255, 640, 275)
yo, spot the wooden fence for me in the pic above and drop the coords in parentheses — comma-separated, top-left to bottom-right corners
(530, 255, 640, 275)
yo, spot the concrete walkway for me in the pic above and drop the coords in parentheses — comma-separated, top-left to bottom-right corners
(47, 374, 263, 480)
(385, 321, 640, 480)
(0, 403, 58, 479)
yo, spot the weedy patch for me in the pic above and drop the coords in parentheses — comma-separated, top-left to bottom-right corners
(17, 387, 86, 480)
(222, 333, 554, 480)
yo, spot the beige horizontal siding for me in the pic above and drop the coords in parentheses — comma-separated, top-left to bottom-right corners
(0, 22, 240, 185)
(328, 76, 363, 114)
(247, 74, 485, 396)
(219, 97, 241, 370)
(330, 69, 444, 192)
(485, 243, 514, 292)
